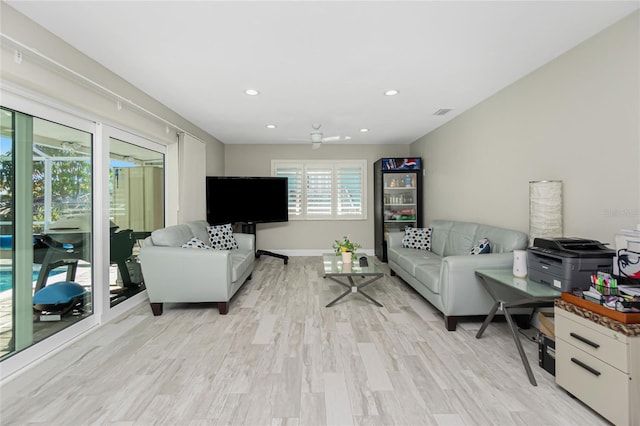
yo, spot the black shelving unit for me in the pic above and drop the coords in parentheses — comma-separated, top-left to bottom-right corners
(374, 158, 423, 262)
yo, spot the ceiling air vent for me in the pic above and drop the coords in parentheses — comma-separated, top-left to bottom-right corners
(433, 108, 453, 116)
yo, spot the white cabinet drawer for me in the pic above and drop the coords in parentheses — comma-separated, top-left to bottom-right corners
(556, 338, 630, 426)
(555, 308, 628, 372)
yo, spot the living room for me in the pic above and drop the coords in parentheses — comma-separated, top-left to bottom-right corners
(0, 1, 639, 424)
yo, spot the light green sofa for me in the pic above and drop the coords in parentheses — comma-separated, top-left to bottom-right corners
(138, 220, 255, 315)
(387, 220, 528, 331)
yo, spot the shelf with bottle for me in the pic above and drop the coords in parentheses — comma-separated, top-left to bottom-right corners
(383, 223, 415, 239)
(384, 175, 417, 188)
(384, 203, 416, 207)
(384, 208, 415, 220)
(383, 193, 416, 205)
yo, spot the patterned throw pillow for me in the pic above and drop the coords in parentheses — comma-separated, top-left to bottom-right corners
(402, 226, 433, 251)
(181, 237, 212, 250)
(470, 238, 491, 255)
(207, 224, 239, 250)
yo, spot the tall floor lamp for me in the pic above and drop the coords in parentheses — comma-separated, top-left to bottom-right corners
(529, 180, 563, 247)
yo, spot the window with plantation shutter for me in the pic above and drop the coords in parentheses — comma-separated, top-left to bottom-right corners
(272, 160, 366, 220)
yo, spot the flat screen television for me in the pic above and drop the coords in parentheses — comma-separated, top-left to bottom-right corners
(206, 176, 288, 225)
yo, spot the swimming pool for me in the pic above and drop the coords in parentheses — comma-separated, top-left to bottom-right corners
(0, 267, 66, 292)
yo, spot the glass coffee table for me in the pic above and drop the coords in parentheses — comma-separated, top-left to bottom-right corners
(322, 253, 384, 307)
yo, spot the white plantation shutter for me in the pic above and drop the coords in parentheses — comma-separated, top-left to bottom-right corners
(272, 160, 366, 220)
(306, 166, 333, 217)
(274, 164, 303, 217)
(336, 163, 363, 217)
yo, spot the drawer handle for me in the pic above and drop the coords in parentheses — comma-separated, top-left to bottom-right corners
(569, 332, 600, 349)
(571, 357, 601, 377)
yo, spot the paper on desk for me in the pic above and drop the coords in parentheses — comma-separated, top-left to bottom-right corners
(619, 286, 640, 297)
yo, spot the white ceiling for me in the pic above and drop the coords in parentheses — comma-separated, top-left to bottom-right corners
(6, 1, 639, 147)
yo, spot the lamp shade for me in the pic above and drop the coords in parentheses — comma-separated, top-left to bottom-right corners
(529, 180, 563, 246)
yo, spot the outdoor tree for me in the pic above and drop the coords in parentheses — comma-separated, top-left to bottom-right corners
(0, 148, 92, 231)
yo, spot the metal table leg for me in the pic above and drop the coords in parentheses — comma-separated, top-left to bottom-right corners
(503, 305, 537, 386)
(325, 275, 383, 307)
(476, 300, 501, 339)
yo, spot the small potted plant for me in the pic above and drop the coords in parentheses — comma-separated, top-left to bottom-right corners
(333, 235, 361, 263)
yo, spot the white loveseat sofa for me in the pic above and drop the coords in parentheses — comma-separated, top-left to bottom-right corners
(138, 220, 255, 315)
(387, 220, 528, 331)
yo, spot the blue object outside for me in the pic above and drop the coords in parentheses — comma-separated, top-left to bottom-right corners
(0, 235, 11, 250)
(33, 281, 86, 305)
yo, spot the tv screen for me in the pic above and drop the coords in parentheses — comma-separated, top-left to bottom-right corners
(206, 176, 289, 225)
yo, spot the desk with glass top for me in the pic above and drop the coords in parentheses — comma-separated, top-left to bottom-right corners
(475, 269, 562, 386)
(322, 253, 384, 307)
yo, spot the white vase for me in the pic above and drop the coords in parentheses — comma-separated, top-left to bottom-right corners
(342, 251, 352, 264)
(513, 250, 528, 278)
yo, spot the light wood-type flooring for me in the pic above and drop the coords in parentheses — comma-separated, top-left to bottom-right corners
(0, 256, 608, 425)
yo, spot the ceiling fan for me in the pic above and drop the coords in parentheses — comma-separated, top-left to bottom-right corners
(291, 123, 350, 149)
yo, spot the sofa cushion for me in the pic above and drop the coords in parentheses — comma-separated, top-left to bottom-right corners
(186, 220, 211, 246)
(430, 220, 528, 255)
(397, 252, 427, 276)
(397, 249, 440, 276)
(207, 224, 239, 250)
(151, 224, 193, 247)
(473, 224, 528, 253)
(470, 238, 491, 255)
(442, 222, 478, 256)
(181, 237, 212, 250)
(402, 226, 432, 250)
(430, 221, 460, 256)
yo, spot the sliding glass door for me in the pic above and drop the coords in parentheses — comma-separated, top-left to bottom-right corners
(108, 137, 164, 308)
(0, 107, 94, 360)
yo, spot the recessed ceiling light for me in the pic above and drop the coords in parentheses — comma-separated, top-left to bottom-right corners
(360, 128, 369, 133)
(384, 89, 399, 96)
(244, 89, 260, 96)
(266, 124, 276, 129)
(344, 136, 352, 140)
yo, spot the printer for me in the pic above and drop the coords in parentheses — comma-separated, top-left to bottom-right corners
(527, 238, 615, 291)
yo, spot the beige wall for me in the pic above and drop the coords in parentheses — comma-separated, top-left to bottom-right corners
(224, 144, 410, 252)
(410, 11, 640, 245)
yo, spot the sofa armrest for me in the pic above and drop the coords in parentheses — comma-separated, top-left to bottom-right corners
(439, 253, 514, 315)
(387, 231, 405, 249)
(234, 233, 255, 251)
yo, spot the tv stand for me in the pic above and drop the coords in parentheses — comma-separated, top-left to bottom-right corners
(241, 223, 288, 265)
(256, 249, 288, 264)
